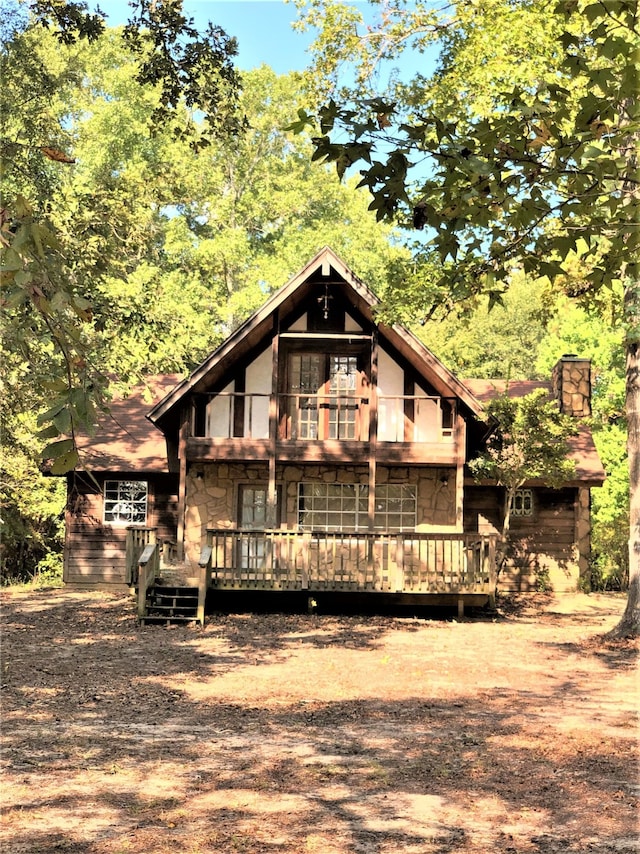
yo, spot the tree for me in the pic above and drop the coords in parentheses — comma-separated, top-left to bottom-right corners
(536, 294, 629, 590)
(412, 271, 628, 589)
(0, 32, 409, 579)
(415, 271, 553, 381)
(0, 0, 243, 472)
(291, 0, 639, 635)
(469, 389, 577, 580)
(154, 65, 411, 340)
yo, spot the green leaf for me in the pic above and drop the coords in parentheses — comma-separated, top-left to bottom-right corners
(1, 248, 23, 272)
(49, 449, 80, 475)
(42, 438, 75, 460)
(52, 407, 73, 434)
(37, 400, 67, 427)
(37, 424, 62, 440)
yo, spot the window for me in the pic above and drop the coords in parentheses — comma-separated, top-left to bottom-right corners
(511, 488, 533, 517)
(239, 485, 267, 529)
(104, 480, 148, 524)
(237, 485, 282, 572)
(288, 352, 362, 440)
(298, 483, 416, 532)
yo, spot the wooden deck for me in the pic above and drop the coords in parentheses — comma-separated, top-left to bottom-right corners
(126, 528, 498, 618)
(204, 530, 497, 602)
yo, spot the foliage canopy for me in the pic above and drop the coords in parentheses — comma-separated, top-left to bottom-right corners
(292, 0, 639, 633)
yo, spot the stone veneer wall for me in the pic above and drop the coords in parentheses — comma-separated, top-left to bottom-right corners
(183, 462, 457, 566)
(575, 487, 591, 587)
(552, 356, 591, 417)
(184, 463, 268, 566)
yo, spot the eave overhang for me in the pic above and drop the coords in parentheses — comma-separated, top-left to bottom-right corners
(148, 247, 487, 427)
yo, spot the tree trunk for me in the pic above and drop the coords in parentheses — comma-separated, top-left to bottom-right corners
(609, 283, 639, 637)
(495, 486, 515, 583)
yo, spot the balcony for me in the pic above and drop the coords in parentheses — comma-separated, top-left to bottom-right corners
(204, 529, 496, 604)
(187, 393, 459, 464)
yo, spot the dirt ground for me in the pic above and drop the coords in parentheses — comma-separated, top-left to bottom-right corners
(1, 589, 638, 854)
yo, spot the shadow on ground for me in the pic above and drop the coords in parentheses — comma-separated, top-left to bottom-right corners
(1, 589, 637, 854)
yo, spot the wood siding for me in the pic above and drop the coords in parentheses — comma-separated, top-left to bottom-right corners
(64, 473, 178, 586)
(185, 437, 459, 466)
(464, 486, 581, 592)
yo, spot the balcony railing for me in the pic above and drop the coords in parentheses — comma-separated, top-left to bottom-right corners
(205, 529, 496, 595)
(199, 393, 455, 443)
(378, 395, 455, 443)
(282, 393, 368, 440)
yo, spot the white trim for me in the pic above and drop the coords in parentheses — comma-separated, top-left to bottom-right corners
(103, 480, 148, 525)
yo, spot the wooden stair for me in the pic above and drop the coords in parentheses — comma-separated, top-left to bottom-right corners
(137, 547, 210, 627)
(140, 583, 200, 625)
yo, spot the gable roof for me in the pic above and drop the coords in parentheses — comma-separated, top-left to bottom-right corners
(75, 375, 181, 473)
(68, 249, 604, 486)
(70, 370, 604, 484)
(148, 247, 486, 426)
(464, 378, 605, 486)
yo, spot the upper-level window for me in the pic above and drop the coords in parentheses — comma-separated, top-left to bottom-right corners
(104, 480, 148, 525)
(288, 352, 362, 440)
(298, 482, 416, 531)
(510, 488, 533, 517)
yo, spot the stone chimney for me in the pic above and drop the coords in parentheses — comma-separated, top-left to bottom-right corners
(552, 355, 591, 417)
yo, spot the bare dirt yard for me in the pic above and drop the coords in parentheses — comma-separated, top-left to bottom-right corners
(1, 589, 638, 854)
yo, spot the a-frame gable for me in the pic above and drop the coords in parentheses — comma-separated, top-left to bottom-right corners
(147, 247, 486, 426)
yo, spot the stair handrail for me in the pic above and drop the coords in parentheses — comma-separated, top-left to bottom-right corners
(196, 544, 212, 625)
(137, 542, 159, 621)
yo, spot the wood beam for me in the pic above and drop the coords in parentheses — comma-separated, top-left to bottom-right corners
(455, 411, 466, 532)
(267, 312, 280, 528)
(367, 329, 379, 532)
(233, 371, 245, 438)
(176, 408, 189, 561)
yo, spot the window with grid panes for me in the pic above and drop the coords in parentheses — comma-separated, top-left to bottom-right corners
(103, 481, 148, 524)
(297, 483, 416, 531)
(288, 352, 360, 440)
(510, 488, 534, 516)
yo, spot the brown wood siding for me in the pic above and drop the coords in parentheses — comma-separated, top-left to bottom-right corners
(463, 486, 579, 592)
(64, 473, 178, 586)
(186, 437, 459, 465)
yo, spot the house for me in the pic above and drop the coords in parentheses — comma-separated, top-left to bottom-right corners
(63, 247, 605, 619)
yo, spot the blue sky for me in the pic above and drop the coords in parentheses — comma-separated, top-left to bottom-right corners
(106, 0, 317, 74)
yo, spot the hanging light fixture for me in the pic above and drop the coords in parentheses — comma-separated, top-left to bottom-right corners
(318, 283, 332, 320)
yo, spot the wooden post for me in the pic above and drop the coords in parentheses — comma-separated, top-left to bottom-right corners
(267, 313, 279, 529)
(197, 544, 212, 626)
(488, 534, 498, 609)
(455, 410, 466, 532)
(137, 543, 158, 622)
(301, 532, 310, 590)
(395, 534, 404, 592)
(367, 330, 379, 586)
(403, 372, 414, 441)
(176, 410, 188, 562)
(125, 529, 134, 586)
(367, 329, 379, 526)
(233, 372, 246, 438)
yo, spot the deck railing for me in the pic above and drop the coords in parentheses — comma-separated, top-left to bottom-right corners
(205, 529, 497, 596)
(137, 542, 160, 620)
(377, 396, 455, 443)
(198, 392, 456, 444)
(125, 526, 157, 585)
